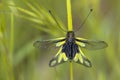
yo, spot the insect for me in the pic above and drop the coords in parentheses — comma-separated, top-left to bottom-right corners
(33, 10, 108, 67)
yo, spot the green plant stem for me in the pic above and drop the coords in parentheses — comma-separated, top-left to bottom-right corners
(66, 0, 73, 31)
(10, 12, 14, 63)
(9, 12, 15, 80)
(66, 0, 73, 80)
(70, 62, 73, 80)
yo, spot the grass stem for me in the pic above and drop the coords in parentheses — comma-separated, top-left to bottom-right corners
(70, 62, 73, 80)
(66, 0, 73, 31)
(10, 13, 14, 58)
(9, 12, 15, 80)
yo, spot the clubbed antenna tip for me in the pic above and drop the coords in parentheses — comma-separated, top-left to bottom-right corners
(48, 10, 66, 32)
(48, 10, 51, 13)
(90, 9, 93, 12)
(75, 8, 93, 32)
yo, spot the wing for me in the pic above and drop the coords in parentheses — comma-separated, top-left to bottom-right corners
(73, 47, 92, 67)
(49, 47, 68, 67)
(33, 37, 66, 48)
(75, 37, 108, 50)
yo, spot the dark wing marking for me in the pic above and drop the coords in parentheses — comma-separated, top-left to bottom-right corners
(49, 47, 68, 67)
(73, 47, 92, 67)
(33, 37, 66, 48)
(75, 37, 108, 50)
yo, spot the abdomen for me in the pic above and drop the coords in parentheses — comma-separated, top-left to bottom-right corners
(62, 42, 79, 60)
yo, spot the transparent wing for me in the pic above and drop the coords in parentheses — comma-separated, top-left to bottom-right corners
(49, 47, 68, 67)
(73, 47, 92, 67)
(75, 37, 108, 50)
(33, 37, 66, 48)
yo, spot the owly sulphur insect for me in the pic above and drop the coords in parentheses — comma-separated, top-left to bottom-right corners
(33, 10, 108, 67)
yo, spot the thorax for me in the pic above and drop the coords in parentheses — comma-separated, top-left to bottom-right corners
(66, 31, 75, 43)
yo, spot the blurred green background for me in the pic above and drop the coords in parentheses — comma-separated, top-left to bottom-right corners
(0, 0, 120, 80)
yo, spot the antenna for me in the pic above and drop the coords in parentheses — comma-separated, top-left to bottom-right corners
(76, 9, 93, 32)
(49, 10, 67, 32)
